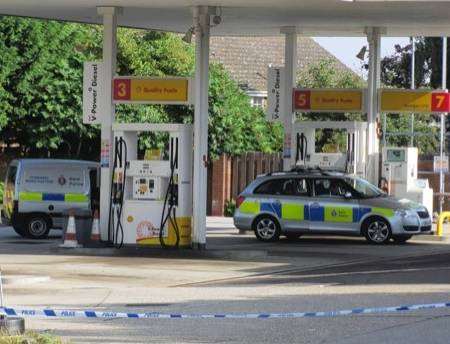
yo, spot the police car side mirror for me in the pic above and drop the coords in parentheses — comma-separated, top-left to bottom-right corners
(344, 192, 352, 199)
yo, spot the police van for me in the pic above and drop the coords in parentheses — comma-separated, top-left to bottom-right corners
(2, 159, 99, 239)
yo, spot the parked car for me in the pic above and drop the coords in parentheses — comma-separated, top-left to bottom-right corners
(233, 169, 432, 244)
(2, 159, 99, 239)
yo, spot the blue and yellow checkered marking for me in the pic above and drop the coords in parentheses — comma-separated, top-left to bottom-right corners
(239, 200, 394, 223)
(19, 192, 88, 203)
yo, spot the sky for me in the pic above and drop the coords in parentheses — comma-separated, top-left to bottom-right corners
(313, 37, 410, 76)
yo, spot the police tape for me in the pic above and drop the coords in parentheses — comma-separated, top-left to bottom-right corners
(1, 302, 450, 319)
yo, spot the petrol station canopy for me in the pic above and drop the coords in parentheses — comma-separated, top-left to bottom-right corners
(2, 1, 450, 36)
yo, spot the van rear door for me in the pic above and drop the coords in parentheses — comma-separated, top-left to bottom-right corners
(19, 165, 89, 213)
(4, 163, 18, 219)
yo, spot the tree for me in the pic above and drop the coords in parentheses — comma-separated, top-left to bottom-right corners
(0, 18, 282, 161)
(114, 29, 282, 158)
(380, 37, 444, 155)
(207, 63, 282, 159)
(0, 17, 99, 159)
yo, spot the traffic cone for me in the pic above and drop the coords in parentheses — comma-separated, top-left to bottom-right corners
(60, 209, 81, 248)
(90, 210, 100, 242)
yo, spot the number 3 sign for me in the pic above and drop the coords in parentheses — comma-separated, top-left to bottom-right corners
(113, 79, 131, 101)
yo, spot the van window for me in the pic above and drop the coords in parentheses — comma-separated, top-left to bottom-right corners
(6, 165, 17, 186)
(22, 167, 86, 193)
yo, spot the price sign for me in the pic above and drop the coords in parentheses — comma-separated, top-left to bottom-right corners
(113, 77, 192, 104)
(434, 155, 449, 173)
(293, 89, 363, 112)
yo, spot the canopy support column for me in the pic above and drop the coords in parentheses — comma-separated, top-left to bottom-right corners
(366, 27, 382, 185)
(192, 6, 210, 249)
(97, 6, 118, 240)
(282, 27, 298, 171)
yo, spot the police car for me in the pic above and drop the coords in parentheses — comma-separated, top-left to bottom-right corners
(233, 169, 432, 244)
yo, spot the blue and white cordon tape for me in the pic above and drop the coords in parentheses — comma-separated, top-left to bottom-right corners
(1, 302, 450, 319)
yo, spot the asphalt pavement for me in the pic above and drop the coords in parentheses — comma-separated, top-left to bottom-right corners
(1, 219, 450, 343)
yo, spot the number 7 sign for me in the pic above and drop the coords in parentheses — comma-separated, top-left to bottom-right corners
(431, 92, 450, 113)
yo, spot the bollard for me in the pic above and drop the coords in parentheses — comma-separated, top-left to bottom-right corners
(436, 211, 450, 236)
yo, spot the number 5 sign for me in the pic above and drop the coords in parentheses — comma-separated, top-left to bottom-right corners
(293, 90, 311, 110)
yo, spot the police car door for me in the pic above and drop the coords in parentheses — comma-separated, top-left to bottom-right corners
(261, 177, 310, 231)
(309, 178, 360, 232)
(278, 177, 311, 231)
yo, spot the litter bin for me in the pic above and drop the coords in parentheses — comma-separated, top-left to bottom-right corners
(62, 209, 93, 246)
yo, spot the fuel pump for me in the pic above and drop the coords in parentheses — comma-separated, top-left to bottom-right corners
(109, 123, 193, 248)
(381, 147, 433, 215)
(108, 137, 128, 248)
(291, 121, 367, 178)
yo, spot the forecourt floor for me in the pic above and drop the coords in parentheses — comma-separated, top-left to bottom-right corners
(1, 219, 450, 343)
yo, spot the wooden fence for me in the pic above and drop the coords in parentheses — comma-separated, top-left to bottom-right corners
(208, 152, 283, 216)
(231, 152, 283, 199)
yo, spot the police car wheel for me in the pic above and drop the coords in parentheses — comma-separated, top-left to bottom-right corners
(392, 235, 412, 244)
(253, 215, 281, 242)
(25, 216, 50, 239)
(363, 217, 392, 245)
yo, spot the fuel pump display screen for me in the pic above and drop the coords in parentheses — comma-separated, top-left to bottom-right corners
(386, 149, 406, 162)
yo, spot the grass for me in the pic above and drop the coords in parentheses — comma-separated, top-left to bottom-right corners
(0, 331, 67, 344)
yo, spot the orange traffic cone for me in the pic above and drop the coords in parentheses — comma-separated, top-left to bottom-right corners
(60, 209, 81, 248)
(90, 210, 100, 242)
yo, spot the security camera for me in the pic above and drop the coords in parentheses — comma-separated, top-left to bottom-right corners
(212, 15, 221, 26)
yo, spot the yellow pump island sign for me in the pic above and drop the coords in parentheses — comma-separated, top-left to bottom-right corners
(379, 89, 450, 113)
(113, 77, 191, 104)
(293, 89, 364, 112)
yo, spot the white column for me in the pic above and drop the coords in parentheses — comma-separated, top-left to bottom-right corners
(282, 27, 298, 171)
(192, 6, 210, 249)
(97, 7, 118, 241)
(366, 27, 382, 185)
(440, 37, 447, 213)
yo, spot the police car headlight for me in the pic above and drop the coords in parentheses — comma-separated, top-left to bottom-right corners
(395, 209, 416, 218)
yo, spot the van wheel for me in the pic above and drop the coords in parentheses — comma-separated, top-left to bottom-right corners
(13, 226, 27, 238)
(25, 215, 50, 239)
(253, 215, 281, 242)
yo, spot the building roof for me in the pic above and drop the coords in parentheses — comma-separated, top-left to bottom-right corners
(210, 36, 353, 93)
